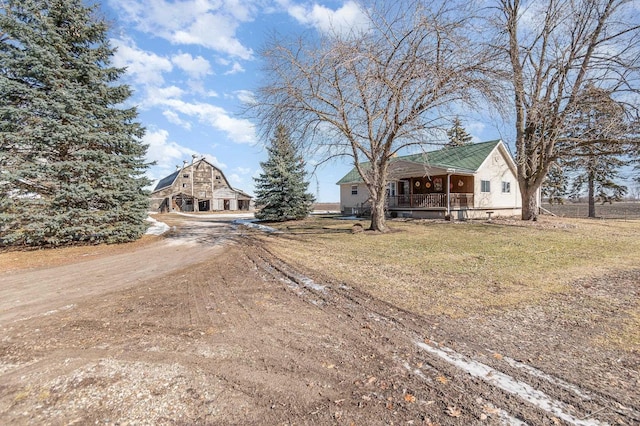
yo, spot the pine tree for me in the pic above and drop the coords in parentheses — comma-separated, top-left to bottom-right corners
(445, 117, 473, 147)
(254, 125, 314, 221)
(561, 85, 629, 217)
(541, 164, 567, 205)
(0, 0, 150, 247)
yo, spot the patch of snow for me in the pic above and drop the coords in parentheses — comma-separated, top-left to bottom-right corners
(233, 219, 280, 234)
(416, 341, 606, 426)
(177, 212, 255, 219)
(496, 351, 593, 401)
(401, 360, 524, 426)
(145, 217, 170, 235)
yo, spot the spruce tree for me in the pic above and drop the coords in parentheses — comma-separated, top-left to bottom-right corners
(254, 125, 314, 221)
(561, 85, 629, 217)
(541, 164, 567, 205)
(0, 0, 150, 247)
(445, 117, 473, 147)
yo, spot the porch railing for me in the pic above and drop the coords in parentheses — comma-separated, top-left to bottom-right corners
(450, 193, 474, 207)
(387, 193, 473, 208)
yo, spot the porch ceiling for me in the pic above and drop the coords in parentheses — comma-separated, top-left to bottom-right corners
(387, 160, 474, 179)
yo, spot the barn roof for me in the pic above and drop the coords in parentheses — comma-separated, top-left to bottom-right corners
(153, 170, 180, 192)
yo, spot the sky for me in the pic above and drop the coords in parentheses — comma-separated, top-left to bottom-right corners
(100, 0, 506, 202)
(99, 0, 639, 202)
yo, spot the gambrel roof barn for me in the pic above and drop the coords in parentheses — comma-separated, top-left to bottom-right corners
(149, 158, 252, 213)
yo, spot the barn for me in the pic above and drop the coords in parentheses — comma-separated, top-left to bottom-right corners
(149, 158, 252, 213)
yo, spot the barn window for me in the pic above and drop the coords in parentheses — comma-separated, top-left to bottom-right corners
(351, 185, 358, 195)
(481, 180, 491, 193)
(183, 174, 189, 178)
(182, 183, 187, 188)
(215, 175, 221, 180)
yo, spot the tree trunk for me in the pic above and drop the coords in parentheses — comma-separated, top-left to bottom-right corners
(587, 171, 596, 218)
(369, 196, 387, 232)
(521, 183, 539, 221)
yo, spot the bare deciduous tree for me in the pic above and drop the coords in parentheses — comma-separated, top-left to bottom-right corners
(253, 0, 501, 232)
(497, 0, 640, 220)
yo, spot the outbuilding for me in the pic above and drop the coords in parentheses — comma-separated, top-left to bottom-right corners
(149, 158, 252, 213)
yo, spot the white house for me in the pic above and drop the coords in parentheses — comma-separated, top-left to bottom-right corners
(337, 140, 522, 219)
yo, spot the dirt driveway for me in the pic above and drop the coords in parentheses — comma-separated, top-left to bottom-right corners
(0, 216, 638, 425)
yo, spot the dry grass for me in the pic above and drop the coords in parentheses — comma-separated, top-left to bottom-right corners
(258, 216, 640, 348)
(0, 234, 161, 273)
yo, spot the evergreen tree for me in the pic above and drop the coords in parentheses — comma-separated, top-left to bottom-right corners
(0, 0, 150, 247)
(254, 125, 314, 221)
(445, 117, 473, 147)
(541, 164, 567, 205)
(561, 85, 629, 217)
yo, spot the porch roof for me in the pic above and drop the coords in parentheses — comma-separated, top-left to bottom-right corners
(336, 140, 501, 185)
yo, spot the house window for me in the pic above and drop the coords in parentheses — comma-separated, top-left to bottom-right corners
(351, 185, 358, 195)
(481, 180, 491, 193)
(502, 181, 511, 193)
(183, 174, 189, 178)
(386, 182, 396, 197)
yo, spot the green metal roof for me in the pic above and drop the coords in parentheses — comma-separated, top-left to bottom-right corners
(336, 140, 502, 185)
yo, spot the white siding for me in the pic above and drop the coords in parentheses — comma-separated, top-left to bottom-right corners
(473, 147, 521, 210)
(339, 183, 370, 212)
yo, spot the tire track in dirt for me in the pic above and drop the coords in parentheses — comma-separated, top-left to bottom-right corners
(1, 218, 637, 425)
(242, 234, 638, 425)
(0, 220, 232, 326)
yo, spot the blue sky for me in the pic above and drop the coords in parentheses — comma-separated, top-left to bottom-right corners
(100, 0, 508, 202)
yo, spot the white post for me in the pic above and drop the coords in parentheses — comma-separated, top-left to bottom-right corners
(446, 168, 454, 217)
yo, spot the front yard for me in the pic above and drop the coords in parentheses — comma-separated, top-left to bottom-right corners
(257, 215, 640, 351)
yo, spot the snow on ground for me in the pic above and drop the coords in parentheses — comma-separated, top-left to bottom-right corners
(233, 219, 280, 234)
(145, 216, 170, 235)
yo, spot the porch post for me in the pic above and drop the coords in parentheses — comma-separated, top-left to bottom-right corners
(410, 178, 414, 208)
(446, 169, 454, 217)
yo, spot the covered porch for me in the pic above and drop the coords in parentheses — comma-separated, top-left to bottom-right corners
(386, 169, 474, 216)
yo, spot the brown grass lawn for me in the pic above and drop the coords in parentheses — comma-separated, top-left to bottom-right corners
(257, 215, 640, 350)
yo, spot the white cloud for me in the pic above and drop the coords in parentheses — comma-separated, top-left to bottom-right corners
(111, 38, 172, 86)
(227, 173, 243, 188)
(224, 62, 245, 75)
(202, 154, 227, 169)
(145, 85, 185, 107)
(285, 0, 369, 35)
(171, 53, 212, 79)
(108, 0, 254, 59)
(235, 166, 252, 175)
(160, 99, 256, 144)
(144, 129, 195, 168)
(234, 90, 255, 104)
(162, 110, 192, 130)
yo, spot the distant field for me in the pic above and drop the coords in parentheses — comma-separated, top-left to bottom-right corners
(542, 201, 640, 219)
(312, 202, 340, 212)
